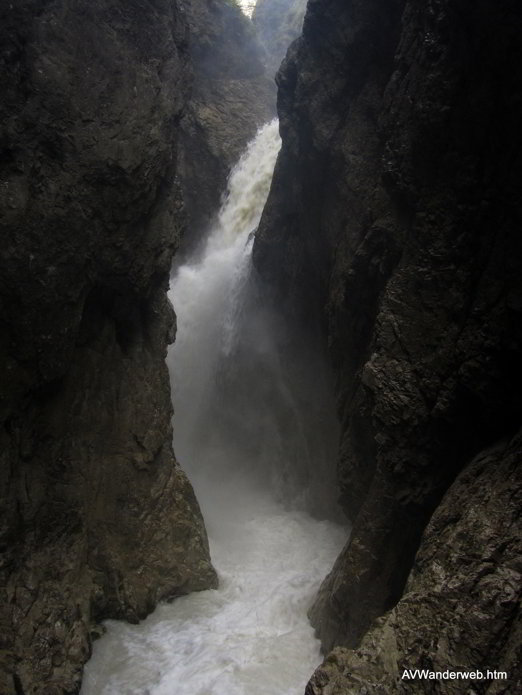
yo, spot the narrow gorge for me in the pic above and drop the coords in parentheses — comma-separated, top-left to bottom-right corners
(81, 118, 345, 695)
(1, 1, 521, 695)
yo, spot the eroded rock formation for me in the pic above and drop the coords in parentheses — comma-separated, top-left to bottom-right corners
(306, 432, 522, 694)
(0, 1, 217, 692)
(178, 0, 275, 251)
(253, 0, 522, 689)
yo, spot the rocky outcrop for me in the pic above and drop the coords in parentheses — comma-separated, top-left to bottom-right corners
(252, 0, 307, 77)
(0, 1, 216, 693)
(253, 0, 522, 688)
(306, 433, 522, 694)
(178, 0, 275, 251)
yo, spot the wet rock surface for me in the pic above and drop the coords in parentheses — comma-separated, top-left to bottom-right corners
(306, 433, 522, 694)
(178, 0, 275, 251)
(0, 1, 217, 693)
(253, 0, 522, 688)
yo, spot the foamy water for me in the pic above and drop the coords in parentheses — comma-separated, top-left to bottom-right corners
(80, 499, 345, 695)
(81, 120, 347, 695)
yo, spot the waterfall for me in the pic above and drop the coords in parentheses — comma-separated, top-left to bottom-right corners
(81, 120, 346, 695)
(169, 119, 284, 503)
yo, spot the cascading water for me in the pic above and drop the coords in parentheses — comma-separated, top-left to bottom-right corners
(81, 120, 346, 695)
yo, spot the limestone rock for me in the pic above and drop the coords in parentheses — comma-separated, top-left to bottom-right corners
(0, 1, 217, 693)
(306, 433, 522, 694)
(253, 0, 522, 686)
(178, 0, 276, 250)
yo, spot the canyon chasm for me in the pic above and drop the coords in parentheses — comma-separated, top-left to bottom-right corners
(1, 1, 521, 694)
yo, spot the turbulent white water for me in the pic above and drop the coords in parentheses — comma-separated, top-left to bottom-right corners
(81, 120, 346, 695)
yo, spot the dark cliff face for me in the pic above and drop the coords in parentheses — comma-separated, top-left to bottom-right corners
(254, 0, 522, 687)
(0, 1, 217, 693)
(306, 432, 522, 694)
(178, 0, 275, 252)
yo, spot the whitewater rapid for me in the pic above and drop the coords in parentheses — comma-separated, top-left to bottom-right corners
(81, 120, 346, 695)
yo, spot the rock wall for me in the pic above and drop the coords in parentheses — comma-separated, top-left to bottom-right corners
(178, 0, 275, 251)
(306, 432, 522, 694)
(0, 1, 217, 693)
(252, 0, 307, 77)
(253, 0, 522, 688)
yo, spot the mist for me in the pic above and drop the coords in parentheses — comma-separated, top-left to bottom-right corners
(80, 119, 347, 695)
